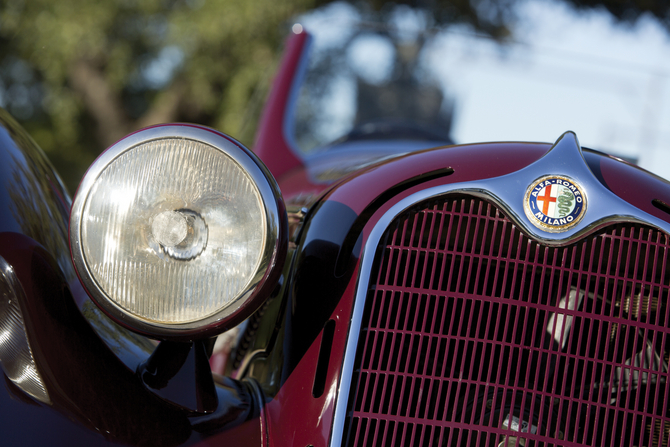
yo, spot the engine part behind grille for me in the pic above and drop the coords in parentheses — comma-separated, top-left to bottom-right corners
(344, 195, 670, 447)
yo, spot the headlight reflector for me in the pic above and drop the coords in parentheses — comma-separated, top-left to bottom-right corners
(70, 125, 286, 338)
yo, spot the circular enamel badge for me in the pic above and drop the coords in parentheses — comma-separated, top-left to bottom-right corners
(523, 175, 586, 232)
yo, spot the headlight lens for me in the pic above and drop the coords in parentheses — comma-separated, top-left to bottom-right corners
(70, 125, 286, 338)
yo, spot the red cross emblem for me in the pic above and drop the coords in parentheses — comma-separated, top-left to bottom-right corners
(537, 184, 556, 214)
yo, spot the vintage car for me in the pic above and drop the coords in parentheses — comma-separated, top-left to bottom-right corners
(1, 22, 670, 447)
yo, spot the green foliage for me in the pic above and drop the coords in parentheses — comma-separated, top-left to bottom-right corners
(0, 0, 316, 191)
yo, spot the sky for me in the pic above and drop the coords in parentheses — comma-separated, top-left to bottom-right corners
(433, 0, 670, 177)
(298, 0, 670, 180)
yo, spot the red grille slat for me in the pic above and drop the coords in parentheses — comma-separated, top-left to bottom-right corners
(344, 195, 670, 446)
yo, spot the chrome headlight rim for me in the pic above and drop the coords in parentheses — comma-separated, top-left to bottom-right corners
(69, 124, 287, 340)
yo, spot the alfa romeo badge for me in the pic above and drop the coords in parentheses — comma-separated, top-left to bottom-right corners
(524, 175, 586, 232)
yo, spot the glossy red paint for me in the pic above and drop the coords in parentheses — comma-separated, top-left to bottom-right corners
(278, 166, 331, 205)
(4, 19, 670, 442)
(253, 30, 307, 182)
(587, 150, 670, 222)
(314, 142, 550, 215)
(279, 142, 551, 209)
(266, 140, 670, 447)
(262, 276, 361, 447)
(191, 419, 263, 447)
(261, 142, 549, 446)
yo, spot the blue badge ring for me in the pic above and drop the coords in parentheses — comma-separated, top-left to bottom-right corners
(523, 175, 587, 233)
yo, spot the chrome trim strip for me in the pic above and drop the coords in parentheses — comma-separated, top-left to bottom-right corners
(0, 256, 51, 404)
(329, 132, 670, 446)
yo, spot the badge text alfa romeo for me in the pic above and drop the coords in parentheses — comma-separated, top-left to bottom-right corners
(523, 175, 587, 232)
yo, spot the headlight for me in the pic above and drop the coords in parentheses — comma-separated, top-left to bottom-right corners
(70, 125, 287, 339)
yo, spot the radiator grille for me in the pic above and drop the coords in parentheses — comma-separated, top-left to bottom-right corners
(344, 195, 670, 447)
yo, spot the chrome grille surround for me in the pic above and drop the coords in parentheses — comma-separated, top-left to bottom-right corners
(331, 133, 670, 446)
(343, 197, 670, 446)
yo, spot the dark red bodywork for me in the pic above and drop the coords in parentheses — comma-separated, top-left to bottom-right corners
(0, 29, 669, 447)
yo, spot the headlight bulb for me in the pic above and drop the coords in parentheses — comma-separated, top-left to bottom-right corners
(150, 209, 208, 261)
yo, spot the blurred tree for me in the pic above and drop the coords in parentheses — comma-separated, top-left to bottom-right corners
(0, 0, 668, 191)
(0, 0, 318, 190)
(564, 0, 670, 26)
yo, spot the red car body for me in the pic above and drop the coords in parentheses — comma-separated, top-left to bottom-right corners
(0, 28, 669, 447)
